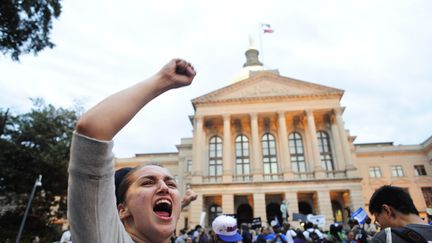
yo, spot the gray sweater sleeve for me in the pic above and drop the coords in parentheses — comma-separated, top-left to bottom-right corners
(67, 132, 133, 243)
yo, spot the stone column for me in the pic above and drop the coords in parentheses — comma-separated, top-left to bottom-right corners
(253, 193, 267, 223)
(278, 111, 292, 179)
(189, 194, 204, 227)
(317, 190, 333, 230)
(334, 108, 358, 177)
(222, 193, 234, 214)
(284, 191, 299, 227)
(306, 110, 325, 178)
(330, 116, 344, 171)
(223, 114, 233, 182)
(250, 113, 263, 181)
(349, 186, 365, 212)
(192, 115, 204, 183)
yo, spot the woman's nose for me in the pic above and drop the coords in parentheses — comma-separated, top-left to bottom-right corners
(156, 180, 169, 193)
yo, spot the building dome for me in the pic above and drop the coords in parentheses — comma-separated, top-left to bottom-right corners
(230, 37, 266, 84)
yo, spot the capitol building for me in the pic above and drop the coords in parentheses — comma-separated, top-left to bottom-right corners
(115, 45, 432, 230)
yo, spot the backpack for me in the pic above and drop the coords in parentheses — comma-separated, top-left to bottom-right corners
(391, 227, 427, 243)
(308, 230, 322, 243)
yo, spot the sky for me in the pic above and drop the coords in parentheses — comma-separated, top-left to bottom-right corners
(1, 0, 431, 157)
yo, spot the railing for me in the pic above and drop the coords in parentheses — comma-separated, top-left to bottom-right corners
(326, 170, 347, 179)
(202, 176, 222, 183)
(233, 174, 253, 182)
(263, 173, 284, 181)
(293, 172, 315, 180)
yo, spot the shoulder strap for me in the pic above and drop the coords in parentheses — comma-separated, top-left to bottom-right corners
(390, 227, 427, 243)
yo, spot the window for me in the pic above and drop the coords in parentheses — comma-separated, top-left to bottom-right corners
(262, 133, 278, 174)
(391, 165, 404, 177)
(235, 135, 250, 175)
(317, 131, 334, 171)
(187, 160, 192, 173)
(414, 165, 427, 176)
(289, 132, 306, 173)
(421, 187, 432, 208)
(208, 204, 222, 225)
(369, 167, 382, 178)
(208, 136, 223, 177)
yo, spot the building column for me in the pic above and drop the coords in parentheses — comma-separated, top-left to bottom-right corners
(317, 190, 333, 230)
(253, 193, 266, 224)
(222, 193, 234, 214)
(334, 108, 358, 177)
(223, 114, 233, 182)
(284, 191, 298, 226)
(278, 111, 292, 179)
(330, 116, 344, 171)
(306, 110, 325, 178)
(250, 113, 263, 181)
(192, 115, 204, 183)
(189, 194, 204, 227)
(349, 186, 365, 212)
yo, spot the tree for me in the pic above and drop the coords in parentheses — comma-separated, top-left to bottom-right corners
(0, 0, 62, 61)
(0, 98, 80, 242)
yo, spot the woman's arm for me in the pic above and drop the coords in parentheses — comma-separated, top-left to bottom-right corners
(76, 59, 196, 140)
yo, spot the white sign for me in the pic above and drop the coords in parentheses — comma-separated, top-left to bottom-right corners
(199, 212, 206, 227)
(306, 214, 326, 228)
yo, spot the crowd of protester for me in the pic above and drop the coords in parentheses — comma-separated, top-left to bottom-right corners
(169, 217, 380, 243)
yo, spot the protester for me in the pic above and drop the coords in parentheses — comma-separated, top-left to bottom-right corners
(67, 59, 196, 242)
(369, 185, 432, 242)
(284, 223, 297, 243)
(240, 223, 253, 243)
(60, 229, 72, 243)
(175, 229, 188, 243)
(302, 222, 324, 242)
(347, 219, 367, 243)
(212, 215, 243, 243)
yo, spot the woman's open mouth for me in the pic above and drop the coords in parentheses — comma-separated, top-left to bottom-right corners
(153, 199, 172, 219)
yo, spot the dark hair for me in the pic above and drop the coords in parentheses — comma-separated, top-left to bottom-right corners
(368, 185, 419, 215)
(304, 222, 313, 230)
(115, 163, 165, 205)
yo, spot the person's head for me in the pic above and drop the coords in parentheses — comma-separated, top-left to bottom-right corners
(212, 215, 243, 242)
(347, 219, 358, 229)
(115, 164, 181, 242)
(368, 185, 419, 228)
(304, 221, 314, 230)
(347, 231, 355, 241)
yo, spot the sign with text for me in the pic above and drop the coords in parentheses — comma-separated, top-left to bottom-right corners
(306, 214, 326, 228)
(251, 217, 262, 229)
(352, 207, 368, 224)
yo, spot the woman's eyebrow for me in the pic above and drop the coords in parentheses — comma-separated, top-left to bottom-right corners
(136, 175, 175, 182)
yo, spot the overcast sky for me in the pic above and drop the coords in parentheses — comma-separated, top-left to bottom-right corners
(1, 0, 431, 157)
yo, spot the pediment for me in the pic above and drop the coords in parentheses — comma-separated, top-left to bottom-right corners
(192, 71, 343, 105)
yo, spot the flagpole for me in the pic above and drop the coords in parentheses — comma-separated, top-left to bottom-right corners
(258, 23, 264, 65)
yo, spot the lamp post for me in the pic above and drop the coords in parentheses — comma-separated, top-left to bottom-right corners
(15, 174, 42, 243)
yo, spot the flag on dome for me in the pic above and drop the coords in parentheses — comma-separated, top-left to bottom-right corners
(261, 23, 274, 33)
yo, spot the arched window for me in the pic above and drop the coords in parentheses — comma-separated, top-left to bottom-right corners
(317, 131, 334, 171)
(235, 135, 250, 175)
(208, 136, 223, 177)
(288, 132, 306, 173)
(208, 204, 222, 225)
(262, 133, 278, 175)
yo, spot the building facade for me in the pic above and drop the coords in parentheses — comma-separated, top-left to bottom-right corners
(115, 46, 432, 231)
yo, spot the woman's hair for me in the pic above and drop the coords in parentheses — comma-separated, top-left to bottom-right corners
(115, 163, 165, 205)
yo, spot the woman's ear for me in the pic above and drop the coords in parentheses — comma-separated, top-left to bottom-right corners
(117, 203, 131, 219)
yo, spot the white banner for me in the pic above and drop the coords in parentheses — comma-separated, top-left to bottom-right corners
(306, 214, 326, 228)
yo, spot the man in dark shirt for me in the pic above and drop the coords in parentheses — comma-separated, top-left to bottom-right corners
(369, 185, 432, 242)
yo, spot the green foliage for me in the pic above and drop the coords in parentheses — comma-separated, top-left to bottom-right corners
(0, 98, 79, 241)
(0, 0, 62, 61)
